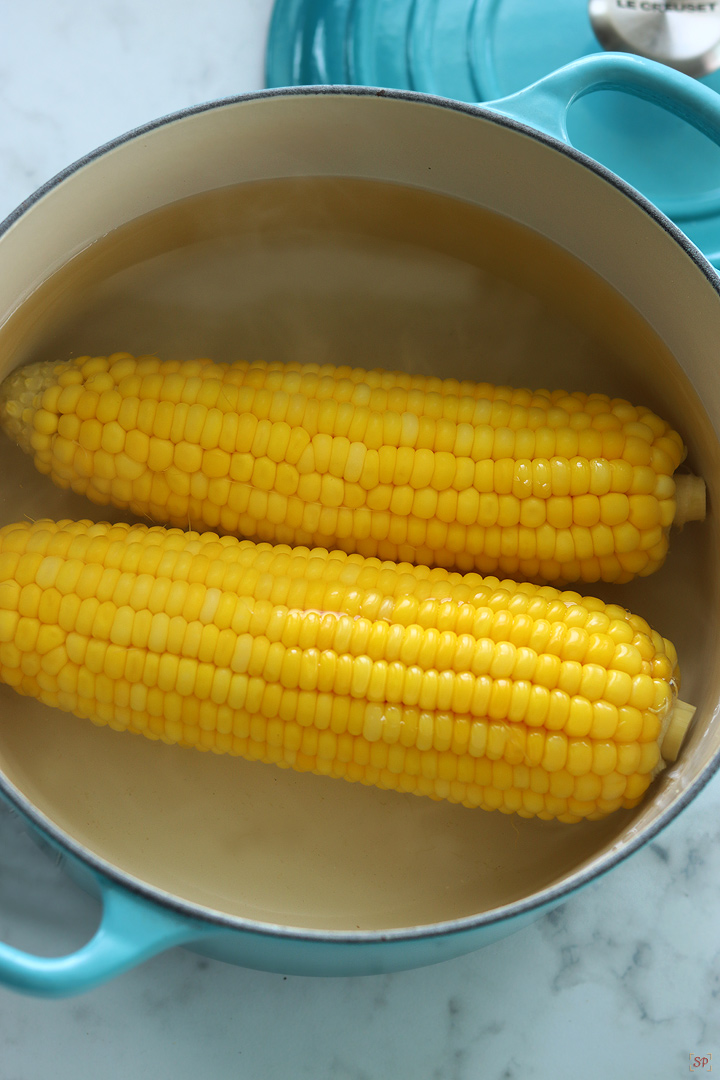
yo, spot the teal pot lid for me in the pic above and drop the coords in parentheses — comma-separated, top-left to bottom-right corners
(265, 0, 720, 266)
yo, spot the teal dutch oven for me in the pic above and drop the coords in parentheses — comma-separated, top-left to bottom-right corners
(1, 53, 720, 997)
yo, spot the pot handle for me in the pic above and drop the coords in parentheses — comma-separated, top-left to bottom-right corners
(483, 52, 720, 267)
(0, 874, 209, 997)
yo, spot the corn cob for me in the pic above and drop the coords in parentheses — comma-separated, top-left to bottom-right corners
(0, 517, 692, 822)
(0, 353, 704, 586)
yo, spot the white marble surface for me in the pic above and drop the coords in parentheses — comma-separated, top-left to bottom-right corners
(0, 3, 719, 1077)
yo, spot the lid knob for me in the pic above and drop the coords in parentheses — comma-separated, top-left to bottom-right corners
(589, 0, 720, 76)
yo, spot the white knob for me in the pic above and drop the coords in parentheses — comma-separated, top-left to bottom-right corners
(589, 0, 720, 77)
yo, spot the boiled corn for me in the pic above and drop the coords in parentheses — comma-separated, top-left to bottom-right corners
(0, 517, 692, 822)
(0, 353, 705, 585)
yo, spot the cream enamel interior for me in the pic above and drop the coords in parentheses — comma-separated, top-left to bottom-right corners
(0, 91, 718, 934)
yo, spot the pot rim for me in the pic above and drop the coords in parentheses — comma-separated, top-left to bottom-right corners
(1, 82, 719, 945)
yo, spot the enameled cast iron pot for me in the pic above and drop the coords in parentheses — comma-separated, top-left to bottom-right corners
(1, 52, 720, 998)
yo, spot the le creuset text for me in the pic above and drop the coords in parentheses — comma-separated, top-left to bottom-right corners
(615, 0, 718, 10)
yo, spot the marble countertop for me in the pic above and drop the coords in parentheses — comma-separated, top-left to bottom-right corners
(0, 3, 719, 1077)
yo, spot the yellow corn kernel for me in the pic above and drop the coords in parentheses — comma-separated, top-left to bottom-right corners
(0, 516, 686, 820)
(0, 356, 694, 586)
